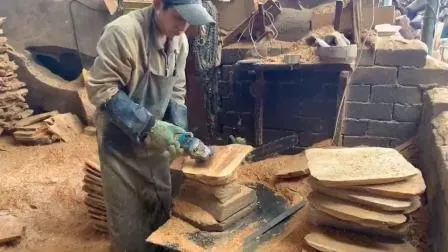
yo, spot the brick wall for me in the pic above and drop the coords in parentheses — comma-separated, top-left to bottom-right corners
(216, 65, 342, 150)
(341, 37, 448, 147)
(419, 87, 448, 251)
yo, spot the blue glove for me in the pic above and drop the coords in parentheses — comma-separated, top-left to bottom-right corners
(102, 90, 155, 144)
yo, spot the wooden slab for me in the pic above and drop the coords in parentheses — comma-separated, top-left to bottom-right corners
(345, 171, 426, 199)
(0, 212, 25, 245)
(310, 179, 412, 211)
(305, 230, 417, 252)
(14, 110, 58, 128)
(178, 185, 257, 222)
(181, 179, 242, 203)
(274, 152, 310, 179)
(173, 199, 256, 232)
(182, 144, 254, 185)
(306, 147, 419, 186)
(45, 113, 84, 142)
(308, 207, 408, 239)
(308, 192, 407, 227)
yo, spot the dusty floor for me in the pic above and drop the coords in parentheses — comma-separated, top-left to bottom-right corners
(0, 133, 429, 252)
(0, 134, 110, 252)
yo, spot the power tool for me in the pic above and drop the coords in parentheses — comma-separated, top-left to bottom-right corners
(177, 133, 214, 162)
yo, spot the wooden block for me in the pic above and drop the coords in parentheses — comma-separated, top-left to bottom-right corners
(305, 229, 417, 252)
(45, 113, 84, 142)
(182, 144, 254, 185)
(403, 196, 422, 214)
(84, 126, 97, 136)
(274, 152, 310, 179)
(308, 207, 407, 239)
(0, 212, 25, 245)
(178, 185, 257, 222)
(83, 177, 103, 189)
(306, 147, 420, 186)
(84, 167, 102, 180)
(85, 160, 101, 172)
(11, 109, 33, 120)
(310, 179, 412, 211)
(82, 184, 104, 197)
(173, 199, 256, 232)
(14, 110, 58, 128)
(308, 192, 407, 227)
(345, 171, 426, 199)
(181, 179, 242, 203)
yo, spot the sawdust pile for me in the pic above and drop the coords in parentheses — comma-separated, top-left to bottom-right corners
(0, 134, 109, 252)
(261, 26, 336, 64)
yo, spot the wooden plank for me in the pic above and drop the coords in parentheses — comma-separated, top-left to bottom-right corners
(308, 192, 407, 227)
(310, 178, 413, 211)
(182, 144, 254, 185)
(306, 147, 419, 186)
(45, 113, 84, 142)
(14, 110, 58, 128)
(305, 229, 417, 252)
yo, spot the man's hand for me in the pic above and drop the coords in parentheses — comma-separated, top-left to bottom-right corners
(145, 120, 186, 158)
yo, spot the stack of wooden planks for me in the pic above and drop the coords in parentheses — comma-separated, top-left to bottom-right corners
(11, 111, 83, 145)
(304, 147, 425, 252)
(82, 160, 108, 234)
(174, 144, 257, 231)
(0, 17, 33, 135)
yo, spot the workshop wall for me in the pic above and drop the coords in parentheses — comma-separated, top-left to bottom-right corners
(0, 0, 113, 57)
(342, 38, 448, 147)
(216, 65, 342, 151)
(419, 87, 448, 252)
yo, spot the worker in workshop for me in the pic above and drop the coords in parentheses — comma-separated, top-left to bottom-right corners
(86, 0, 214, 251)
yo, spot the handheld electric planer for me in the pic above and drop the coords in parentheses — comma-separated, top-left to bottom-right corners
(177, 133, 214, 162)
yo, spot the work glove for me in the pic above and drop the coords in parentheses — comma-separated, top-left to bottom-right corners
(145, 120, 187, 159)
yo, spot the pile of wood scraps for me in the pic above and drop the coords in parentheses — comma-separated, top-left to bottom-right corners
(82, 160, 108, 234)
(11, 111, 83, 145)
(304, 147, 425, 251)
(0, 18, 33, 135)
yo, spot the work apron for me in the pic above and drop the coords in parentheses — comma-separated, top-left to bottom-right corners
(97, 49, 177, 252)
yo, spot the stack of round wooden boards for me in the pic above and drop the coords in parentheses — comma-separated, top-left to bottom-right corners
(304, 147, 426, 252)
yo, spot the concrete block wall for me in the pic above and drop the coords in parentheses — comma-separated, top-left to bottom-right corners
(419, 87, 448, 252)
(216, 66, 341, 150)
(342, 37, 448, 147)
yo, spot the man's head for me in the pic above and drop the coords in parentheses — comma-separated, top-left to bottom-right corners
(153, 0, 215, 37)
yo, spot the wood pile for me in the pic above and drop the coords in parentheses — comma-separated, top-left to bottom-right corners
(11, 111, 84, 145)
(174, 144, 257, 231)
(304, 147, 426, 251)
(82, 160, 108, 234)
(0, 17, 33, 136)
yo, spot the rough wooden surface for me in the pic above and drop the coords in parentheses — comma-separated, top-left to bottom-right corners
(178, 185, 257, 222)
(45, 113, 84, 142)
(310, 179, 413, 211)
(181, 179, 242, 203)
(305, 229, 417, 252)
(0, 212, 25, 245)
(173, 199, 256, 232)
(182, 144, 254, 185)
(274, 152, 310, 179)
(307, 207, 408, 239)
(306, 147, 419, 186)
(308, 192, 407, 227)
(345, 171, 426, 199)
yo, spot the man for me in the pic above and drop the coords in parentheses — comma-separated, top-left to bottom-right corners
(86, 0, 214, 251)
